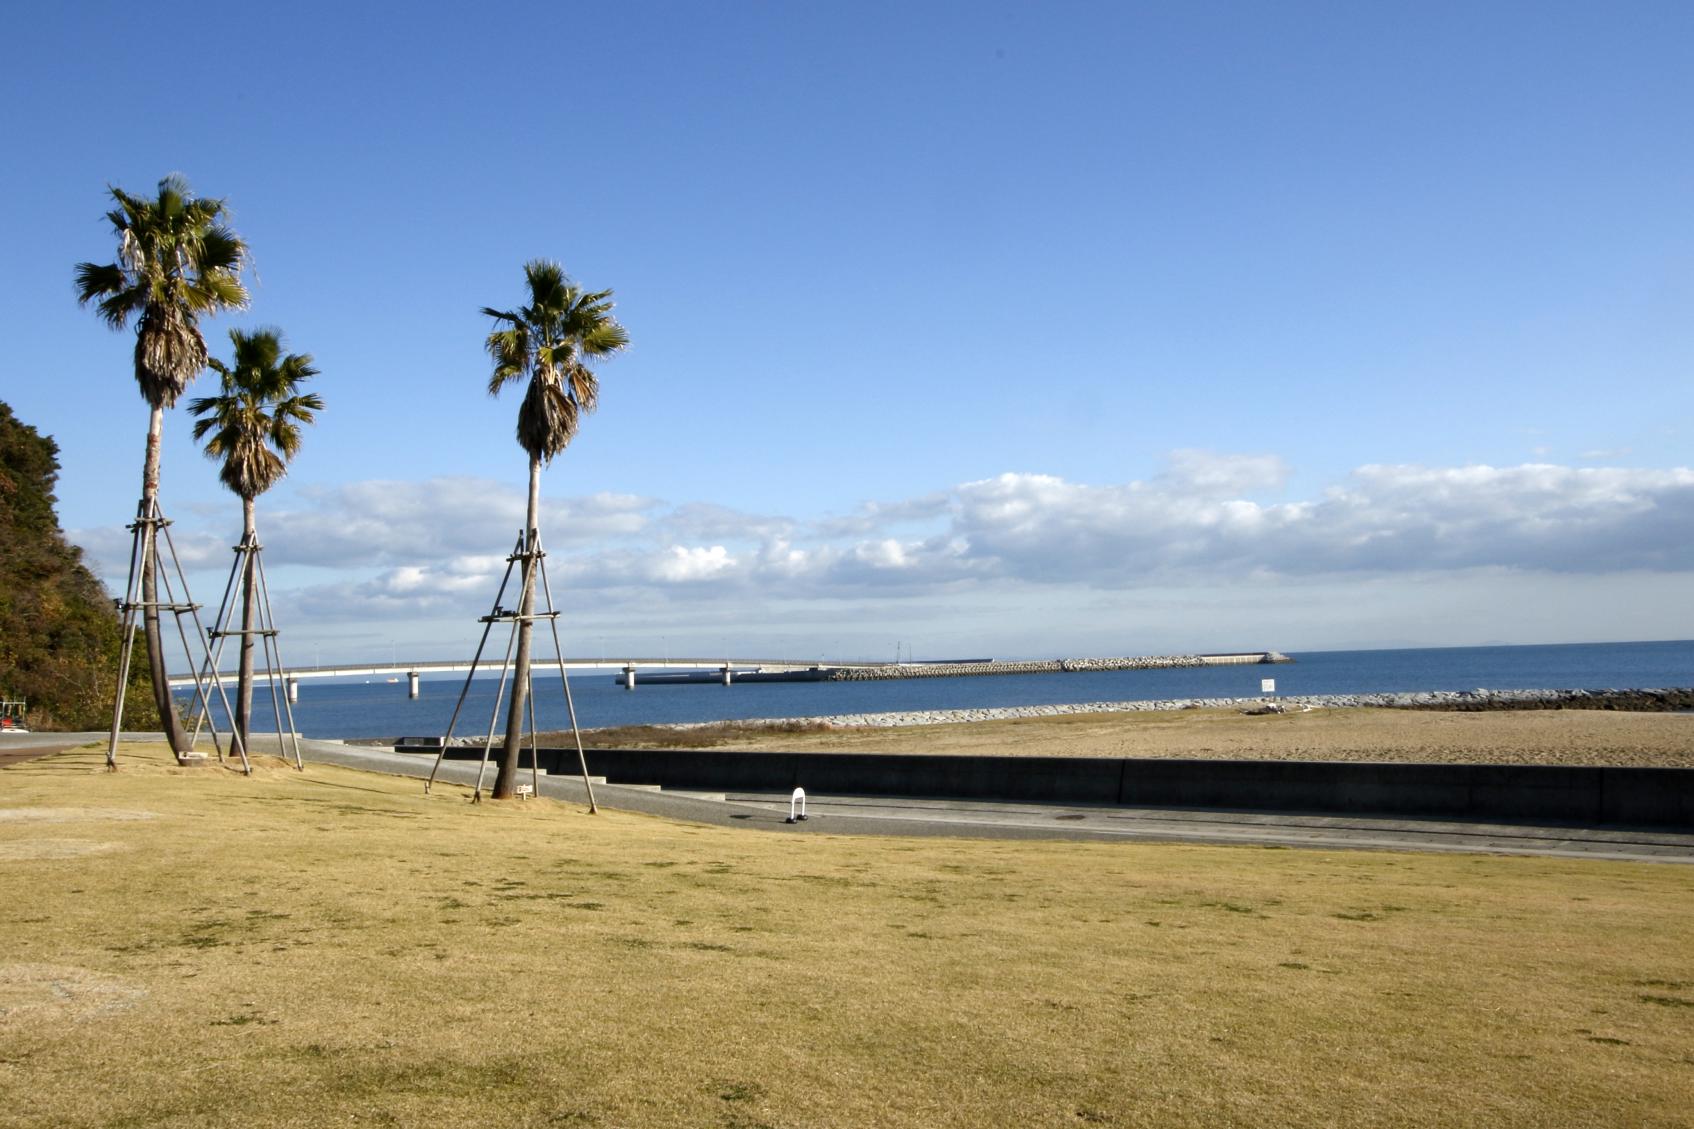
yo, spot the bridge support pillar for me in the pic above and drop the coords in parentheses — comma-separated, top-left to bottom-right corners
(408, 671, 420, 699)
(287, 677, 299, 704)
(721, 664, 733, 686)
(623, 665, 637, 690)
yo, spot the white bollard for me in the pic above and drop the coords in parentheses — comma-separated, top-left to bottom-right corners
(623, 665, 637, 690)
(287, 677, 299, 704)
(786, 787, 808, 824)
(721, 664, 733, 686)
(408, 671, 420, 699)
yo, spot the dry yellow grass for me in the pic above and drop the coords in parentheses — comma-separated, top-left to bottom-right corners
(2, 742, 1692, 1128)
(614, 707, 1694, 768)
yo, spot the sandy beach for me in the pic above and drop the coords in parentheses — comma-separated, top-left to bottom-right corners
(595, 706, 1694, 768)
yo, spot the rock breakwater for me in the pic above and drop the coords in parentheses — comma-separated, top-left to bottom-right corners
(683, 685, 1694, 731)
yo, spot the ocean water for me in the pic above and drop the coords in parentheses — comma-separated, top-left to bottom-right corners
(191, 639, 1694, 740)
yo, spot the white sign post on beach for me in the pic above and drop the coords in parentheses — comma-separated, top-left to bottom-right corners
(1261, 678, 1276, 696)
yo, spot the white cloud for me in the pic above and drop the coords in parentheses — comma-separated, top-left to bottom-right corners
(1158, 449, 1291, 497)
(935, 461, 1694, 582)
(651, 545, 736, 582)
(263, 479, 657, 567)
(71, 478, 661, 579)
(68, 523, 227, 576)
(69, 454, 1694, 644)
(810, 493, 953, 538)
(658, 503, 793, 543)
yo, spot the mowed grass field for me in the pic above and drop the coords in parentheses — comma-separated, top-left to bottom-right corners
(2, 744, 1692, 1128)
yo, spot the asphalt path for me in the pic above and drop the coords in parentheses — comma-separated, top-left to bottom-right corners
(11, 733, 1694, 864)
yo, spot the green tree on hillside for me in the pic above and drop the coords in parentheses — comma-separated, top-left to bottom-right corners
(74, 175, 249, 752)
(189, 329, 324, 753)
(481, 260, 627, 799)
(0, 402, 160, 730)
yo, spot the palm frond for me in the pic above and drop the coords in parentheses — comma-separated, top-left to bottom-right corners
(564, 361, 600, 415)
(484, 323, 531, 395)
(155, 174, 189, 217)
(73, 263, 146, 329)
(196, 225, 247, 274)
(578, 321, 629, 356)
(188, 269, 249, 314)
(73, 261, 125, 303)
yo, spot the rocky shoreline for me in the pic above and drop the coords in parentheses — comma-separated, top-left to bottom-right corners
(655, 686, 1694, 732)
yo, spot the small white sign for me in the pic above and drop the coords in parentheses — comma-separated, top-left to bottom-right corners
(1260, 678, 1276, 694)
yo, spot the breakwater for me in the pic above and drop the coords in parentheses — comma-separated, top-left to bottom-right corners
(634, 652, 1292, 686)
(654, 685, 1694, 731)
(825, 652, 1289, 682)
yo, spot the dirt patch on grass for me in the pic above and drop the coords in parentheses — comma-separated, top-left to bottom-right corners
(0, 839, 125, 860)
(0, 964, 146, 1025)
(0, 808, 158, 824)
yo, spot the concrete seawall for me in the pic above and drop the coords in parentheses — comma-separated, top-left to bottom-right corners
(432, 746, 1694, 829)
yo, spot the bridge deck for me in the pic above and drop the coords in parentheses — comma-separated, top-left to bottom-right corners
(166, 658, 864, 687)
(166, 653, 1283, 687)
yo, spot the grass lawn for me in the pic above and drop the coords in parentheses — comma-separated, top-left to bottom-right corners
(2, 743, 1691, 1128)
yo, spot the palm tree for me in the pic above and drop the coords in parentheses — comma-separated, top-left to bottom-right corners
(74, 175, 249, 753)
(482, 260, 627, 798)
(188, 329, 323, 754)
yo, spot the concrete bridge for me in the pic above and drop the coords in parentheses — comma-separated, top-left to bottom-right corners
(165, 657, 875, 698)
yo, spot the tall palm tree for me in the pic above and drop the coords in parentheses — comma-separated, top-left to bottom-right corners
(74, 175, 249, 753)
(482, 260, 627, 799)
(188, 329, 323, 754)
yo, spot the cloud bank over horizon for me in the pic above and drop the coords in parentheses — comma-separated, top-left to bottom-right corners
(71, 451, 1694, 657)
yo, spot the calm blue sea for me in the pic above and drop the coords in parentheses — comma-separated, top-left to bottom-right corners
(190, 640, 1694, 740)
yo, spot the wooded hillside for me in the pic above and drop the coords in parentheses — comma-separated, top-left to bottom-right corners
(0, 401, 159, 729)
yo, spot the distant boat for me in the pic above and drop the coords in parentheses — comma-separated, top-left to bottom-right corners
(386, 677, 400, 683)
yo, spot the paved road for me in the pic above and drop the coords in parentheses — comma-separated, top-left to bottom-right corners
(13, 734, 1694, 864)
(0, 731, 117, 768)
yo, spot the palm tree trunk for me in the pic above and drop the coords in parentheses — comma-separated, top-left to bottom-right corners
(235, 496, 258, 755)
(493, 457, 541, 799)
(140, 405, 190, 753)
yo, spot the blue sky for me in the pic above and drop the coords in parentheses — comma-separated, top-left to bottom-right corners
(4, 2, 1692, 662)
